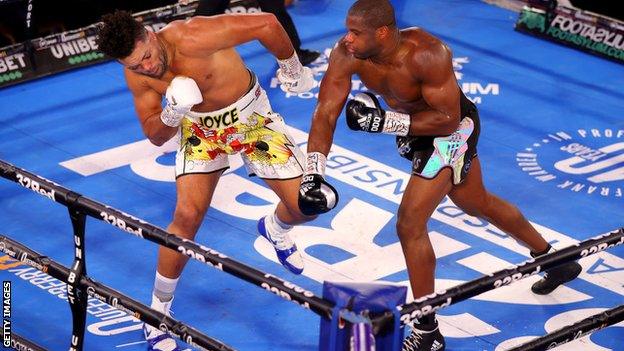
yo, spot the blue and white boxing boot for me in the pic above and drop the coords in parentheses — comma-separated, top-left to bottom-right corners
(143, 295, 182, 351)
(258, 214, 304, 274)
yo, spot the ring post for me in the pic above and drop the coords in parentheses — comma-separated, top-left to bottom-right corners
(320, 281, 406, 351)
(67, 199, 88, 351)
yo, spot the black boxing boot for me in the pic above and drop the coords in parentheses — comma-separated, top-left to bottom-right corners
(530, 245, 582, 295)
(402, 315, 445, 351)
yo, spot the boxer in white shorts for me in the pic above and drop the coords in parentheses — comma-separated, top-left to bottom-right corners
(96, 10, 317, 351)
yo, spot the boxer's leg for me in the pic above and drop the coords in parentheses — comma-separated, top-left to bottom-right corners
(242, 114, 314, 274)
(449, 157, 582, 295)
(399, 170, 452, 351)
(144, 170, 224, 351)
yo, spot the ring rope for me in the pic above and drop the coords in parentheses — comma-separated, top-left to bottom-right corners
(10, 333, 48, 351)
(507, 304, 624, 351)
(0, 159, 339, 349)
(370, 229, 624, 331)
(0, 159, 335, 318)
(0, 235, 234, 351)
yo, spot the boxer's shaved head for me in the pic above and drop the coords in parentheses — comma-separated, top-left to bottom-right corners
(348, 0, 396, 29)
(344, 0, 398, 59)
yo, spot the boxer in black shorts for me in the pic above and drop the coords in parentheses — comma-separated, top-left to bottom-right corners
(296, 1, 582, 350)
(397, 92, 480, 184)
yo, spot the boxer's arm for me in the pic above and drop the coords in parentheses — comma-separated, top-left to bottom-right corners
(297, 44, 352, 214)
(176, 13, 295, 59)
(298, 45, 352, 215)
(407, 43, 461, 136)
(307, 45, 353, 155)
(126, 71, 177, 146)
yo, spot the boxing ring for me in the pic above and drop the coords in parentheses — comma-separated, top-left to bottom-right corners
(1, 0, 623, 350)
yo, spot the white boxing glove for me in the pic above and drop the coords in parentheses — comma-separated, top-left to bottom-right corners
(276, 51, 316, 93)
(160, 76, 203, 127)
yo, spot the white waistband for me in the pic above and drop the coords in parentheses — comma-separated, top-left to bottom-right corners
(186, 73, 261, 121)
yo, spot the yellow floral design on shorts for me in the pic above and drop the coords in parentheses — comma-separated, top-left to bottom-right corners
(181, 112, 294, 166)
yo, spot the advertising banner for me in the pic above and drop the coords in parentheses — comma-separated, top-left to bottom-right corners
(0, 0, 261, 89)
(516, 5, 624, 64)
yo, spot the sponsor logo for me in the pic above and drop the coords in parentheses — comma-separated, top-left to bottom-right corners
(25, 0, 33, 29)
(261, 274, 313, 309)
(0, 54, 27, 73)
(580, 232, 624, 257)
(15, 173, 56, 201)
(99, 210, 145, 238)
(493, 265, 541, 289)
(517, 9, 547, 33)
(61, 32, 85, 42)
(10, 339, 39, 351)
(517, 8, 624, 61)
(17, 252, 48, 273)
(279, 278, 316, 298)
(517, 128, 624, 198)
(546, 328, 600, 350)
(398, 291, 452, 325)
(37, 37, 60, 48)
(105, 296, 140, 319)
(50, 36, 99, 59)
(177, 239, 226, 271)
(86, 286, 106, 302)
(0, 243, 15, 260)
(432, 340, 444, 351)
(550, 15, 624, 50)
(155, 10, 173, 18)
(368, 114, 382, 132)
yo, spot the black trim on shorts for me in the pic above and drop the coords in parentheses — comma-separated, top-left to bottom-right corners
(175, 166, 230, 180)
(240, 98, 255, 113)
(245, 68, 257, 92)
(239, 69, 258, 112)
(250, 174, 303, 181)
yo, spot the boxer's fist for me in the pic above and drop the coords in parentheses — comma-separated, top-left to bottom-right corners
(166, 76, 202, 114)
(277, 66, 315, 93)
(161, 76, 203, 127)
(298, 174, 338, 215)
(345, 92, 386, 133)
(277, 52, 316, 93)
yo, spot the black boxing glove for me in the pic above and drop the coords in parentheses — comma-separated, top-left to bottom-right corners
(345, 92, 411, 136)
(298, 152, 339, 215)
